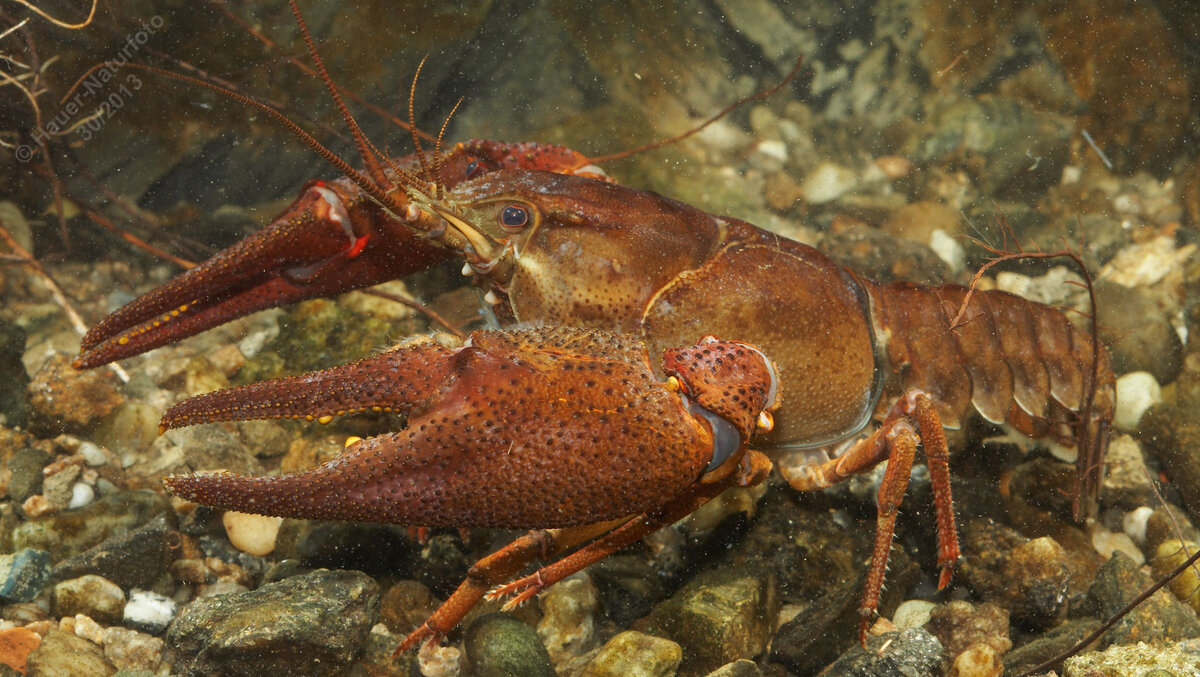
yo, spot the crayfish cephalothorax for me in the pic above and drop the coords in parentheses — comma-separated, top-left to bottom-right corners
(162, 326, 782, 648)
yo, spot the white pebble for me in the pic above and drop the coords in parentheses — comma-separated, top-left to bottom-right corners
(68, 482, 95, 510)
(77, 441, 109, 467)
(1114, 371, 1162, 432)
(929, 229, 965, 272)
(800, 162, 858, 204)
(1091, 523, 1144, 565)
(892, 599, 936, 630)
(223, 510, 283, 556)
(1123, 506, 1155, 545)
(123, 590, 176, 634)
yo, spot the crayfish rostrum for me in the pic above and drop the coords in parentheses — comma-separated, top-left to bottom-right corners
(72, 0, 1116, 654)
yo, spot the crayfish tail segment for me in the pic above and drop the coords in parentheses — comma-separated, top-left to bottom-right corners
(75, 178, 452, 369)
(159, 339, 458, 431)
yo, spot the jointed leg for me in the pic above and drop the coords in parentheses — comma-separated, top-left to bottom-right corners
(779, 390, 959, 645)
(397, 518, 625, 653)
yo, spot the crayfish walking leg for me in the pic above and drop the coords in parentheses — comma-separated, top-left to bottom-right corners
(780, 390, 960, 645)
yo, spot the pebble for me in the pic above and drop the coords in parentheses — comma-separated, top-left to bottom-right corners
(1090, 523, 1144, 565)
(26, 353, 124, 435)
(68, 613, 104, 644)
(1063, 640, 1200, 676)
(53, 575, 126, 625)
(961, 521, 1071, 628)
(575, 630, 681, 677)
(536, 572, 598, 666)
(463, 613, 556, 677)
(167, 568, 379, 676)
(24, 629, 115, 677)
(379, 580, 438, 636)
(68, 483, 94, 510)
(644, 569, 776, 676)
(50, 513, 174, 591)
(1114, 371, 1163, 431)
(1152, 540, 1200, 614)
(41, 463, 80, 511)
(800, 161, 858, 204)
(891, 599, 936, 631)
(122, 590, 176, 635)
(100, 626, 162, 672)
(1095, 281, 1182, 384)
(1100, 435, 1153, 507)
(0, 626, 41, 673)
(222, 510, 283, 557)
(0, 549, 51, 603)
(1122, 506, 1155, 545)
(5, 446, 49, 506)
(21, 495, 56, 519)
(1086, 551, 1200, 647)
(76, 442, 109, 467)
(11, 490, 170, 561)
(815, 628, 945, 677)
(925, 600, 1011, 659)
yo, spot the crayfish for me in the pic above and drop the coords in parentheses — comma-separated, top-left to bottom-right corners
(73, 0, 1115, 654)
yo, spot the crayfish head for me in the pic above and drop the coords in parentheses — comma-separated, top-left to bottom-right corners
(663, 336, 782, 445)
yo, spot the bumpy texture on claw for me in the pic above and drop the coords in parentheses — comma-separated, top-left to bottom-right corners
(162, 327, 778, 530)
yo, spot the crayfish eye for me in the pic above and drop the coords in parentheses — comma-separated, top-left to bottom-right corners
(499, 204, 529, 231)
(465, 159, 482, 178)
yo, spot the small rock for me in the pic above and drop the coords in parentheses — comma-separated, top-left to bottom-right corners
(40, 463, 80, 511)
(1095, 281, 1182, 384)
(703, 660, 762, 677)
(576, 630, 681, 677)
(68, 483, 95, 510)
(590, 555, 666, 627)
(644, 569, 776, 676)
(892, 600, 936, 631)
(70, 613, 104, 644)
(537, 572, 598, 666)
(1152, 540, 1200, 614)
(1122, 506, 1155, 546)
(5, 446, 50, 506)
(1085, 550, 1200, 648)
(11, 490, 169, 561)
(1114, 372, 1163, 432)
(122, 590, 176, 635)
(1091, 522, 1144, 565)
(0, 549, 51, 603)
(51, 513, 175, 591)
(1063, 640, 1200, 676)
(53, 575, 125, 625)
(26, 353, 123, 436)
(21, 495, 56, 519)
(881, 200, 962, 246)
(24, 629, 115, 677)
(100, 627, 162, 672)
(1144, 506, 1200, 558)
(815, 628, 945, 677)
(800, 161, 858, 204)
(0, 320, 29, 429)
(463, 613, 555, 677)
(949, 643, 1002, 677)
(925, 600, 1011, 659)
(1001, 618, 1102, 676)
(222, 511, 282, 557)
(167, 568, 380, 677)
(1100, 435, 1153, 507)
(379, 580, 438, 636)
(0, 626, 41, 673)
(960, 521, 1070, 628)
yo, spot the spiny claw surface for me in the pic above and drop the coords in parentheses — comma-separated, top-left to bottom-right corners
(162, 327, 780, 530)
